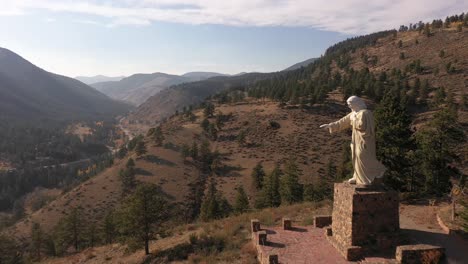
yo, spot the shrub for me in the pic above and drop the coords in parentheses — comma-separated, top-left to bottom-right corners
(269, 121, 281, 129)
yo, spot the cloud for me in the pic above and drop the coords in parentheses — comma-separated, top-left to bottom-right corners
(74, 19, 101, 25)
(1, 0, 467, 34)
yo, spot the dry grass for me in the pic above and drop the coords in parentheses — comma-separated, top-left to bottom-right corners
(39, 201, 330, 264)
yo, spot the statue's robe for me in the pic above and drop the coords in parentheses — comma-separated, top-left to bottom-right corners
(328, 109, 386, 184)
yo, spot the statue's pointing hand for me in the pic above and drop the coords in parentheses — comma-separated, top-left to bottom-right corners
(319, 124, 330, 129)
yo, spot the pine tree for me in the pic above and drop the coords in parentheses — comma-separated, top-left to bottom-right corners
(337, 143, 353, 181)
(303, 184, 315, 202)
(199, 140, 212, 165)
(201, 118, 210, 131)
(207, 123, 218, 140)
(126, 158, 135, 168)
(84, 222, 97, 248)
(152, 126, 164, 146)
(117, 145, 128, 159)
(190, 142, 198, 160)
(180, 144, 190, 160)
(118, 184, 169, 255)
(251, 162, 266, 190)
(237, 130, 247, 146)
(280, 159, 303, 204)
(375, 90, 414, 191)
(256, 165, 282, 208)
(31, 222, 43, 261)
(415, 108, 465, 195)
(234, 186, 249, 214)
(135, 141, 147, 157)
(199, 181, 231, 221)
(103, 212, 116, 244)
(0, 234, 22, 264)
(203, 103, 215, 117)
(65, 208, 86, 251)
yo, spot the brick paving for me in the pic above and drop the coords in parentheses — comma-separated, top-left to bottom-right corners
(256, 225, 397, 264)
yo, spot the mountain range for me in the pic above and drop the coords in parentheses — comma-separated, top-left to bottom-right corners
(282, 57, 318, 71)
(0, 47, 129, 122)
(74, 75, 125, 85)
(90, 71, 227, 106)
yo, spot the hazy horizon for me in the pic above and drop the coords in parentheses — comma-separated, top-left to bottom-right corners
(1, 0, 466, 78)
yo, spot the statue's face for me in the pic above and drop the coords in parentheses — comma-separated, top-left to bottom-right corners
(346, 101, 361, 112)
(347, 100, 358, 112)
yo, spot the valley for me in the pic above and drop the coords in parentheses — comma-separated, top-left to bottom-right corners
(0, 11, 467, 264)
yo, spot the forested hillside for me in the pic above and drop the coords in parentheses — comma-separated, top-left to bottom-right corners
(0, 48, 129, 122)
(1, 13, 467, 264)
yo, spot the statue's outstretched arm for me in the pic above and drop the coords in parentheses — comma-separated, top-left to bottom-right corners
(320, 113, 352, 134)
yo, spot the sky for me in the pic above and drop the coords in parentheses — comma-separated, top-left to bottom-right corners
(0, 0, 466, 77)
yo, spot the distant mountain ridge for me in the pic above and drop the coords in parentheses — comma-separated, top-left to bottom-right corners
(0, 47, 129, 121)
(283, 57, 318, 71)
(127, 72, 272, 127)
(75, 75, 125, 85)
(91, 71, 226, 106)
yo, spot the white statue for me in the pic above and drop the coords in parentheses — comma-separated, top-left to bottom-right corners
(320, 96, 386, 185)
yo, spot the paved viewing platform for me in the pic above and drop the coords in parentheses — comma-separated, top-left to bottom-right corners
(251, 184, 445, 264)
(251, 219, 397, 264)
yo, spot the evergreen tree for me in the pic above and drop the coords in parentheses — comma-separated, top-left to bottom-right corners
(203, 103, 215, 117)
(31, 222, 43, 261)
(256, 165, 282, 208)
(126, 158, 135, 168)
(152, 126, 164, 146)
(280, 160, 303, 204)
(61, 208, 86, 252)
(199, 181, 230, 221)
(201, 118, 210, 131)
(135, 141, 147, 157)
(127, 135, 143, 151)
(190, 142, 198, 160)
(117, 145, 128, 159)
(251, 162, 266, 190)
(207, 123, 218, 140)
(183, 174, 205, 222)
(419, 79, 429, 105)
(199, 140, 212, 171)
(0, 234, 22, 264)
(103, 212, 116, 244)
(234, 186, 250, 214)
(303, 184, 315, 202)
(337, 143, 353, 181)
(118, 184, 169, 255)
(180, 144, 190, 160)
(120, 159, 136, 193)
(84, 222, 97, 248)
(237, 130, 247, 146)
(375, 91, 414, 191)
(415, 108, 465, 195)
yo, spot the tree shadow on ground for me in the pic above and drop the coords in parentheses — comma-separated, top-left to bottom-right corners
(145, 154, 176, 167)
(162, 142, 180, 152)
(152, 184, 176, 201)
(135, 168, 153, 176)
(216, 164, 244, 177)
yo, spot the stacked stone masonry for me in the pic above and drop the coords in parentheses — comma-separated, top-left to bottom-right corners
(396, 244, 445, 264)
(329, 183, 400, 260)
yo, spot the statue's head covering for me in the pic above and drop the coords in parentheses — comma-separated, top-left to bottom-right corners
(346, 96, 367, 110)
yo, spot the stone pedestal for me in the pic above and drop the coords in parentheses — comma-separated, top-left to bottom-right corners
(328, 183, 400, 261)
